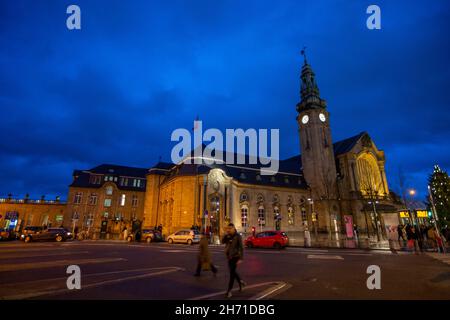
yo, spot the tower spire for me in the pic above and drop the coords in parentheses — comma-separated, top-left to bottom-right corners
(296, 49, 326, 112)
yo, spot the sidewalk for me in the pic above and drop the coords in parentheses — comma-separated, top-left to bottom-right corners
(426, 252, 450, 266)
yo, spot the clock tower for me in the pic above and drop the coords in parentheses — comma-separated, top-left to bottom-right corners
(296, 53, 337, 205)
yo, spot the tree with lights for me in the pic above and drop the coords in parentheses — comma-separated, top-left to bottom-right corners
(428, 164, 450, 226)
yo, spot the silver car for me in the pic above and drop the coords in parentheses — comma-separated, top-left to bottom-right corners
(167, 229, 200, 245)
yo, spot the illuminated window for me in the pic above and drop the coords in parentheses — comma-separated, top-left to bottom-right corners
(105, 186, 113, 195)
(104, 199, 112, 207)
(133, 179, 142, 187)
(288, 207, 294, 225)
(120, 194, 126, 206)
(241, 206, 248, 227)
(258, 206, 265, 227)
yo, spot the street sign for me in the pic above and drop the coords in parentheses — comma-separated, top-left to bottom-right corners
(416, 210, 428, 218)
(399, 210, 410, 218)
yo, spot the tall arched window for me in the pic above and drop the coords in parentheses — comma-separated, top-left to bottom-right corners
(301, 207, 307, 221)
(356, 153, 384, 197)
(273, 206, 281, 230)
(241, 206, 248, 228)
(288, 207, 294, 225)
(258, 206, 265, 227)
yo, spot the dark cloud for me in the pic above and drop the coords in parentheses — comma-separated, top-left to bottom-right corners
(0, 0, 449, 200)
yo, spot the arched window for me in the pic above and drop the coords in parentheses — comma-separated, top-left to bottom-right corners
(273, 206, 280, 219)
(356, 154, 384, 197)
(258, 206, 265, 227)
(288, 207, 294, 225)
(241, 206, 248, 227)
(301, 207, 307, 221)
(105, 186, 113, 196)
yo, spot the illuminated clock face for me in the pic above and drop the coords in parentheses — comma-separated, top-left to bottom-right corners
(301, 115, 309, 124)
(319, 113, 326, 122)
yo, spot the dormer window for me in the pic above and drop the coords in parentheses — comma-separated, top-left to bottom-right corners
(239, 172, 247, 179)
(271, 176, 276, 183)
(256, 174, 262, 181)
(284, 177, 290, 184)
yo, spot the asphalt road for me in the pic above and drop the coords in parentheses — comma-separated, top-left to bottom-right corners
(0, 240, 449, 300)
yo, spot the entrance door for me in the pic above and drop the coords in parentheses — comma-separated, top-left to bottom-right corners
(209, 196, 221, 239)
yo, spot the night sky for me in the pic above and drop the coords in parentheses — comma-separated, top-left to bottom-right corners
(1, 0, 449, 201)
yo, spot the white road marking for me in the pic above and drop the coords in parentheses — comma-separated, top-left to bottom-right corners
(0, 257, 127, 272)
(0, 251, 89, 259)
(190, 281, 290, 300)
(0, 247, 67, 253)
(250, 282, 292, 300)
(2, 267, 184, 300)
(307, 254, 344, 260)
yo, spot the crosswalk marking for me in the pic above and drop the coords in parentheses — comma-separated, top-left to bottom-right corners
(0, 251, 89, 260)
(0, 257, 126, 272)
(2, 267, 184, 300)
(307, 254, 344, 260)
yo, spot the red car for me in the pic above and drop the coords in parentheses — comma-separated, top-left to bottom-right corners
(245, 231, 289, 249)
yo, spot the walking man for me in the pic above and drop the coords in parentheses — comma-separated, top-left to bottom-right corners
(222, 223, 246, 298)
(194, 233, 218, 276)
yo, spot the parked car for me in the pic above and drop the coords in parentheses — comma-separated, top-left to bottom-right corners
(20, 226, 44, 241)
(0, 228, 17, 241)
(23, 227, 72, 243)
(244, 231, 289, 249)
(127, 229, 163, 243)
(167, 229, 200, 245)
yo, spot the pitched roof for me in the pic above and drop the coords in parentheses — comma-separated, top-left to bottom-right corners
(86, 164, 148, 177)
(333, 132, 366, 156)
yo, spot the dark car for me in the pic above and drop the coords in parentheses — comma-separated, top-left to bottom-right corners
(0, 228, 17, 241)
(127, 229, 163, 243)
(20, 226, 44, 241)
(244, 231, 289, 249)
(23, 227, 72, 243)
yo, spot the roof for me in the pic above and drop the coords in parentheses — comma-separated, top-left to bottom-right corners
(85, 164, 148, 177)
(70, 164, 148, 191)
(333, 132, 366, 156)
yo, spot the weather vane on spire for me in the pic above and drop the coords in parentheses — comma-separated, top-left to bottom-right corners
(300, 46, 307, 64)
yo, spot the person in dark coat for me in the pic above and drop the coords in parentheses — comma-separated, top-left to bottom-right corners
(194, 234, 217, 276)
(222, 223, 246, 298)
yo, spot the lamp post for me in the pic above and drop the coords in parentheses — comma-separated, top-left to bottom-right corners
(368, 199, 381, 242)
(308, 197, 318, 240)
(407, 188, 417, 226)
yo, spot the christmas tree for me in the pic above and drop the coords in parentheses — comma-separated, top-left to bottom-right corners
(428, 164, 450, 226)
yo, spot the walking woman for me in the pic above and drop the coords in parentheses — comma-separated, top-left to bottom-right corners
(194, 233, 218, 276)
(222, 223, 246, 298)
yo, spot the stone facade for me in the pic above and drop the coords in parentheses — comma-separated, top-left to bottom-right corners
(64, 164, 147, 239)
(0, 198, 66, 232)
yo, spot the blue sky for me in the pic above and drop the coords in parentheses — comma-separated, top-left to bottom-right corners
(0, 0, 449, 200)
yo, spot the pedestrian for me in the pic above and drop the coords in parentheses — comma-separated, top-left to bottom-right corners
(123, 226, 128, 241)
(407, 226, 419, 254)
(222, 223, 246, 298)
(194, 233, 218, 277)
(397, 224, 404, 241)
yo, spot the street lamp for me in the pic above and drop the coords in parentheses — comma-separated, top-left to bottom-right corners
(308, 198, 318, 240)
